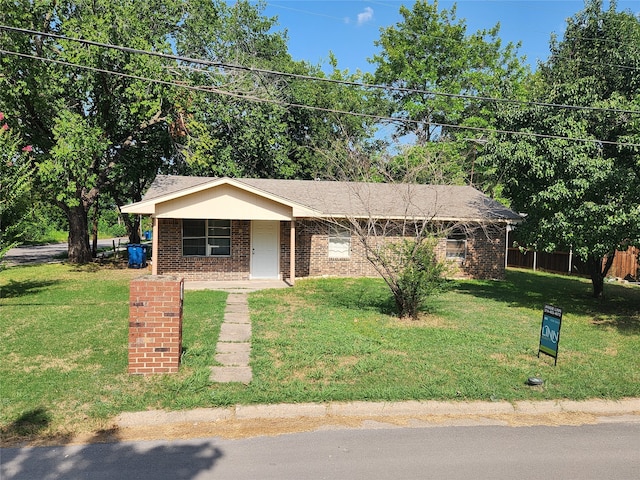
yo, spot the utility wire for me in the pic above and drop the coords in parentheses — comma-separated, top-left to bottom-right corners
(2, 24, 640, 117)
(3, 47, 640, 149)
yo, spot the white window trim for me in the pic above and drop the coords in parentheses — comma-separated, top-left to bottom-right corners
(328, 225, 351, 259)
(446, 233, 467, 262)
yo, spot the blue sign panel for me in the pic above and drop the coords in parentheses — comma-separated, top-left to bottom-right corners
(539, 305, 562, 365)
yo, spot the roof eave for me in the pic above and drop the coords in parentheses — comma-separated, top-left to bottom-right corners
(120, 177, 324, 217)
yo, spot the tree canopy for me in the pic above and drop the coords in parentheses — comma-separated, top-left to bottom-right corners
(491, 0, 640, 297)
(371, 0, 529, 192)
(0, 0, 377, 262)
(0, 111, 32, 264)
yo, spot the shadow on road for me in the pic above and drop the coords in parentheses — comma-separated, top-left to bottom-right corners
(1, 425, 224, 480)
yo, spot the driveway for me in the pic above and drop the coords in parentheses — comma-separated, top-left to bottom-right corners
(3, 238, 129, 266)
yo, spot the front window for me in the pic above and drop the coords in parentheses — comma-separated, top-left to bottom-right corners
(183, 219, 231, 256)
(446, 232, 466, 262)
(328, 225, 351, 259)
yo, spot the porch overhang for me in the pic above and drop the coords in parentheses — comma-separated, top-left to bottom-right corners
(121, 177, 320, 220)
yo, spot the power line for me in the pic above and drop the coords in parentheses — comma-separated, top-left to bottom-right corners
(2, 24, 640, 117)
(3, 47, 640, 149)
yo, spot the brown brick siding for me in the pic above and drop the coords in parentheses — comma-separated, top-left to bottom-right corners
(156, 218, 507, 281)
(128, 276, 183, 374)
(463, 227, 507, 279)
(157, 219, 251, 281)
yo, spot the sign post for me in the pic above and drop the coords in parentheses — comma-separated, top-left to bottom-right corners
(538, 304, 562, 365)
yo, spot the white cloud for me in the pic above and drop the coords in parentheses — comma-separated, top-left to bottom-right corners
(357, 7, 374, 26)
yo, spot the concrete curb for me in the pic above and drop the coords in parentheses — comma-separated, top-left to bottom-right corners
(116, 398, 640, 428)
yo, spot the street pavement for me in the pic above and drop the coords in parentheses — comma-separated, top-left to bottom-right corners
(2, 421, 639, 479)
(3, 238, 128, 266)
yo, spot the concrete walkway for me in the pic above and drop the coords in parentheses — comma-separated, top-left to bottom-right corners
(184, 279, 290, 293)
(210, 292, 253, 384)
(186, 279, 290, 384)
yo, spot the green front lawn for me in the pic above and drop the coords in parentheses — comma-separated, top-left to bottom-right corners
(1, 264, 638, 442)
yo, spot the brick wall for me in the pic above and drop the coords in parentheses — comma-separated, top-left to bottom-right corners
(156, 219, 251, 281)
(128, 276, 184, 374)
(155, 218, 506, 281)
(463, 226, 507, 279)
(291, 220, 507, 280)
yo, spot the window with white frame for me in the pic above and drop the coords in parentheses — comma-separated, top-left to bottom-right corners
(328, 225, 351, 259)
(182, 219, 231, 257)
(446, 232, 467, 262)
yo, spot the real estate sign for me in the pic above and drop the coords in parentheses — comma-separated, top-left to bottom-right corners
(538, 304, 562, 365)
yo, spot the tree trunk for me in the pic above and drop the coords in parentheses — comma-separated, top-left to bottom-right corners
(586, 252, 615, 298)
(67, 205, 92, 263)
(121, 213, 141, 244)
(91, 196, 99, 257)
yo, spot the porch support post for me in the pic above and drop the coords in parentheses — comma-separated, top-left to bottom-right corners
(290, 219, 296, 285)
(505, 223, 510, 268)
(151, 216, 159, 275)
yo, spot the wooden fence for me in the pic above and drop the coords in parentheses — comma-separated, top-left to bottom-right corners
(507, 246, 639, 279)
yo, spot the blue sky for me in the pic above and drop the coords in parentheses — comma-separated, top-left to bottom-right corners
(253, 1, 640, 72)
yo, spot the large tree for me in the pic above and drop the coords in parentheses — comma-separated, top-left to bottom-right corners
(491, 0, 640, 297)
(0, 0, 188, 262)
(370, 0, 529, 192)
(175, 3, 382, 181)
(1, 1, 381, 262)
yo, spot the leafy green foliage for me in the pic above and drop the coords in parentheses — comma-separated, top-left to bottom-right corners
(371, 0, 529, 190)
(377, 237, 448, 319)
(490, 0, 640, 297)
(0, 0, 187, 261)
(0, 111, 33, 265)
(0, 0, 383, 261)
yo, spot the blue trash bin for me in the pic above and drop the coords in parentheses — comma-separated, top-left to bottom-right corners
(144, 230, 152, 240)
(127, 244, 147, 268)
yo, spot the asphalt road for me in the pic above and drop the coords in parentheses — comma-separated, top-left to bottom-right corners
(3, 238, 128, 266)
(2, 422, 639, 480)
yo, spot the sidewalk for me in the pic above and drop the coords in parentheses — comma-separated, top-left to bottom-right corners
(117, 397, 640, 429)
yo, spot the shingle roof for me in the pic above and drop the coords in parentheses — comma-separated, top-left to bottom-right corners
(141, 175, 521, 222)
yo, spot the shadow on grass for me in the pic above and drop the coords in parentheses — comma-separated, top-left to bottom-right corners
(454, 269, 640, 335)
(0, 407, 54, 441)
(292, 271, 640, 334)
(0, 279, 60, 299)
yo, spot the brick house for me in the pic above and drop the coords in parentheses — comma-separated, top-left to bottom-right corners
(121, 175, 521, 283)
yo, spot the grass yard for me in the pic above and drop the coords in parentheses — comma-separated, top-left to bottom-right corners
(1, 263, 639, 443)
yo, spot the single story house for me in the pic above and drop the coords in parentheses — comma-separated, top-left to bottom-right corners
(121, 175, 521, 283)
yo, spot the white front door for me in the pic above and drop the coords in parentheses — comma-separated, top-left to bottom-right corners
(251, 220, 280, 279)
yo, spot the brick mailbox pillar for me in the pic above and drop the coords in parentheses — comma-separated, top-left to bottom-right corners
(128, 276, 184, 374)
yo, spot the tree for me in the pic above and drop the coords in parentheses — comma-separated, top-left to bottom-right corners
(355, 222, 449, 320)
(370, 0, 529, 191)
(175, 5, 382, 181)
(1, 1, 380, 263)
(322, 140, 455, 319)
(491, 0, 640, 297)
(0, 111, 33, 266)
(0, 0, 188, 262)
